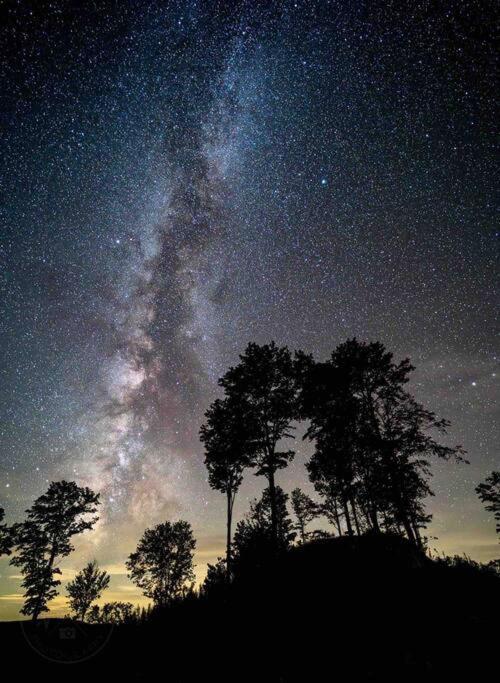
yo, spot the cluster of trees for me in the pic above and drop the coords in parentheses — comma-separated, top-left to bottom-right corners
(65, 560, 153, 624)
(0, 484, 197, 621)
(86, 601, 152, 625)
(0, 339, 498, 621)
(201, 485, 306, 595)
(200, 339, 466, 575)
(6, 481, 99, 620)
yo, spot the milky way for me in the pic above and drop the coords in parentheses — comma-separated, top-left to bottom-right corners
(0, 1, 498, 613)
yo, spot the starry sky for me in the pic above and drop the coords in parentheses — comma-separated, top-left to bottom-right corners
(0, 0, 498, 619)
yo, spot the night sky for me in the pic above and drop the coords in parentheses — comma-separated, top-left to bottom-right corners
(0, 0, 497, 618)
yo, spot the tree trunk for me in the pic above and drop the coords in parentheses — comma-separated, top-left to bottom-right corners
(401, 514, 417, 546)
(267, 468, 279, 549)
(33, 543, 57, 621)
(342, 495, 353, 535)
(226, 490, 233, 580)
(413, 525, 423, 550)
(371, 507, 380, 532)
(333, 499, 343, 536)
(350, 497, 361, 535)
(359, 501, 371, 529)
(410, 516, 423, 550)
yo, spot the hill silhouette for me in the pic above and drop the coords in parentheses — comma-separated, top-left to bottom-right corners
(1, 533, 497, 681)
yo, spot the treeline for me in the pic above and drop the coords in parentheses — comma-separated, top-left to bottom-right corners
(0, 339, 499, 622)
(200, 338, 465, 574)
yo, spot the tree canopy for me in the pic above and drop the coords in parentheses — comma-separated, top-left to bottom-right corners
(10, 481, 100, 619)
(232, 486, 296, 578)
(126, 520, 196, 607)
(67, 560, 110, 621)
(300, 339, 465, 545)
(88, 601, 137, 624)
(476, 471, 500, 537)
(218, 341, 298, 547)
(200, 395, 253, 573)
(290, 488, 319, 543)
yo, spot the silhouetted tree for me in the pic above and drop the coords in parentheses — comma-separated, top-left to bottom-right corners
(299, 340, 465, 545)
(87, 604, 100, 623)
(0, 506, 14, 557)
(297, 348, 361, 534)
(232, 519, 273, 578)
(126, 520, 196, 607)
(200, 396, 252, 576)
(88, 601, 136, 624)
(309, 476, 344, 536)
(10, 481, 100, 620)
(371, 452, 433, 546)
(232, 486, 295, 578)
(476, 471, 500, 537)
(434, 553, 500, 578)
(250, 485, 296, 549)
(201, 557, 228, 600)
(290, 488, 319, 543)
(307, 419, 359, 536)
(219, 342, 297, 548)
(139, 604, 152, 623)
(67, 560, 110, 621)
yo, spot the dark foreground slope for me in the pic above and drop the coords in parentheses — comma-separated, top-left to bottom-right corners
(1, 534, 498, 682)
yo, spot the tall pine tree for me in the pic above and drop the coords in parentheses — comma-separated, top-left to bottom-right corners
(11, 481, 100, 620)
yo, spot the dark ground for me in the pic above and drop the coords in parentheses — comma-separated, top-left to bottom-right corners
(2, 535, 498, 682)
